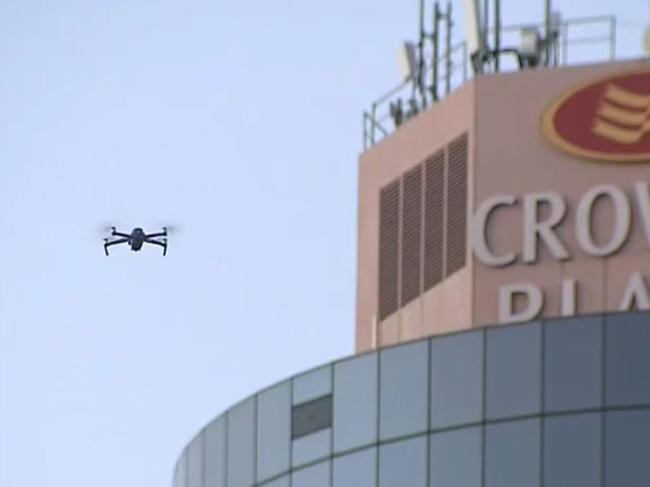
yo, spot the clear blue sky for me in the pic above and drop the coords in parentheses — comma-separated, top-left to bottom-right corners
(0, 1, 645, 486)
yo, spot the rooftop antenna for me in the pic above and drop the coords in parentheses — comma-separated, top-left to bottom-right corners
(463, 0, 486, 73)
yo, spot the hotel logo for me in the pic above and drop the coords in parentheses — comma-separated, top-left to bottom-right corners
(542, 70, 650, 162)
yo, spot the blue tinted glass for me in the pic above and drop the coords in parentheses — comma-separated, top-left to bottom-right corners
(227, 398, 255, 487)
(333, 447, 376, 487)
(292, 428, 331, 467)
(544, 413, 601, 487)
(431, 331, 483, 428)
(334, 353, 378, 452)
(545, 316, 602, 412)
(379, 436, 427, 487)
(292, 460, 330, 487)
(257, 381, 291, 481)
(486, 323, 541, 419)
(606, 409, 650, 487)
(430, 426, 481, 487)
(606, 312, 650, 406)
(203, 416, 226, 487)
(485, 419, 540, 487)
(187, 434, 203, 487)
(380, 341, 428, 440)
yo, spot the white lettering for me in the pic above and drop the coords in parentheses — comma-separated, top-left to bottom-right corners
(576, 184, 631, 257)
(619, 272, 650, 311)
(523, 192, 569, 263)
(499, 283, 544, 324)
(634, 181, 650, 247)
(471, 194, 517, 267)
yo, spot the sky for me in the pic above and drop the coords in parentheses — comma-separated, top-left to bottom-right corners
(0, 1, 646, 486)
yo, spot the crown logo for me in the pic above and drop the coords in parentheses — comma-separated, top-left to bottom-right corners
(592, 84, 650, 144)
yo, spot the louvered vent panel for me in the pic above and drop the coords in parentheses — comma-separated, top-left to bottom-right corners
(445, 133, 468, 276)
(378, 179, 400, 320)
(424, 150, 445, 291)
(400, 165, 423, 306)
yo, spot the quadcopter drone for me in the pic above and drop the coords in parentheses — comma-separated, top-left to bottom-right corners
(103, 227, 168, 256)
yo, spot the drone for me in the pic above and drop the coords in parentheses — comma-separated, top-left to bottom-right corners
(103, 227, 168, 256)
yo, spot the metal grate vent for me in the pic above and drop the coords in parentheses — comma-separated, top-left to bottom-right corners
(424, 150, 445, 291)
(378, 179, 401, 321)
(446, 133, 468, 276)
(376, 132, 468, 321)
(401, 165, 423, 306)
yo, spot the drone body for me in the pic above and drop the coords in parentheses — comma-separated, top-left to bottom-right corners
(104, 227, 168, 256)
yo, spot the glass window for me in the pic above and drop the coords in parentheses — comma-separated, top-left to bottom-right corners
(227, 398, 255, 487)
(605, 409, 650, 487)
(379, 436, 427, 487)
(257, 381, 291, 482)
(545, 316, 602, 412)
(187, 433, 203, 487)
(429, 426, 480, 487)
(292, 460, 331, 487)
(606, 312, 650, 407)
(293, 365, 331, 405)
(544, 413, 600, 487)
(430, 331, 483, 429)
(333, 353, 378, 453)
(175, 455, 187, 487)
(333, 447, 376, 487)
(261, 475, 289, 487)
(292, 428, 331, 467)
(380, 341, 428, 440)
(203, 416, 226, 487)
(292, 394, 332, 439)
(486, 323, 541, 419)
(485, 418, 540, 487)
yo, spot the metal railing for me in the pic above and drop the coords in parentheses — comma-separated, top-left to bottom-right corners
(362, 15, 617, 150)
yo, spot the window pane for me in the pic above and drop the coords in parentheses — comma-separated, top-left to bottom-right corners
(486, 323, 541, 419)
(175, 455, 187, 487)
(431, 331, 483, 429)
(292, 460, 331, 487)
(545, 316, 602, 412)
(293, 394, 332, 439)
(260, 475, 289, 487)
(380, 341, 428, 440)
(227, 398, 255, 487)
(187, 434, 203, 487)
(544, 413, 600, 487)
(605, 409, 650, 487)
(257, 381, 291, 482)
(293, 365, 331, 404)
(291, 428, 331, 467)
(485, 419, 540, 487)
(430, 426, 480, 487)
(204, 416, 226, 487)
(379, 436, 427, 487)
(334, 353, 378, 452)
(606, 312, 650, 407)
(333, 447, 376, 487)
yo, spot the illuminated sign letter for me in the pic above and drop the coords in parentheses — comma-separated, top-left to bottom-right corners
(523, 192, 569, 263)
(471, 194, 517, 266)
(576, 184, 631, 257)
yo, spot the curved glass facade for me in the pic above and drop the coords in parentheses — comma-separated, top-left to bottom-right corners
(173, 311, 650, 487)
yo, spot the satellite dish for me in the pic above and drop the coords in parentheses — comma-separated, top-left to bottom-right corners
(397, 41, 418, 81)
(644, 24, 650, 55)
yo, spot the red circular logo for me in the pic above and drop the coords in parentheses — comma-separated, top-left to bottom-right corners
(542, 70, 650, 162)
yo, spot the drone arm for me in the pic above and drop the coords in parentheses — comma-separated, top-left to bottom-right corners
(145, 232, 166, 238)
(103, 238, 129, 256)
(111, 230, 131, 238)
(147, 239, 168, 256)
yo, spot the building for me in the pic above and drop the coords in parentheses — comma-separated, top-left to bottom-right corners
(172, 10, 650, 487)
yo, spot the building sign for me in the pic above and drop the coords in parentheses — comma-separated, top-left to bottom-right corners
(471, 181, 650, 323)
(542, 70, 650, 162)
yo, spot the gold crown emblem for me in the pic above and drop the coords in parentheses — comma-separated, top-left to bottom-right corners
(592, 84, 650, 144)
